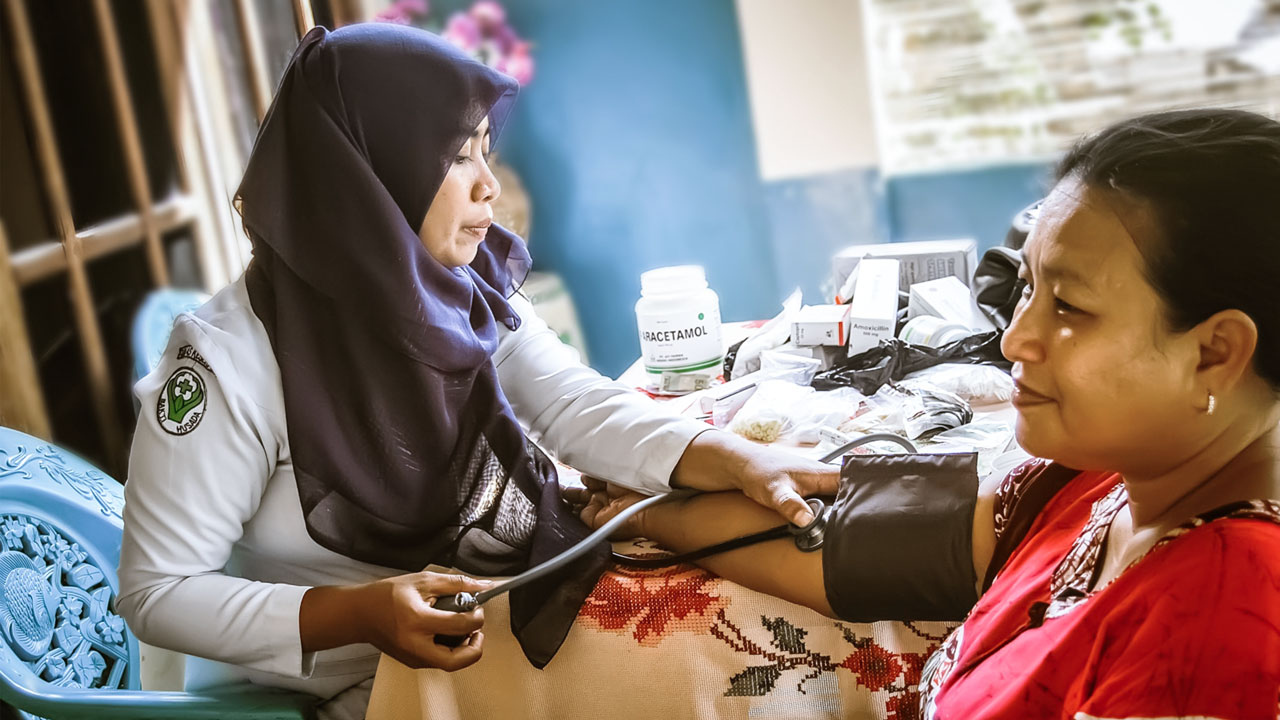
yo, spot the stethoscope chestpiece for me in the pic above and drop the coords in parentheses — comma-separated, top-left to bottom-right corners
(433, 591, 479, 613)
(790, 498, 830, 553)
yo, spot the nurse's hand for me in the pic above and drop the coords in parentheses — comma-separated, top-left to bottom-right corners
(364, 572, 491, 670)
(300, 572, 491, 671)
(671, 430, 838, 527)
(565, 476, 652, 538)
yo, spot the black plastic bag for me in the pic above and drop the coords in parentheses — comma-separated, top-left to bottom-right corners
(811, 331, 1010, 395)
(971, 247, 1024, 330)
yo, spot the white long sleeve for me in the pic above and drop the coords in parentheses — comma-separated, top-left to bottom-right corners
(116, 313, 313, 680)
(496, 292, 711, 495)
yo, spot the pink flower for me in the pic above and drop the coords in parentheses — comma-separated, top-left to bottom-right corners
(499, 43, 534, 86)
(374, 8, 411, 24)
(443, 12, 481, 51)
(469, 0, 506, 31)
(374, 0, 425, 24)
(491, 24, 519, 53)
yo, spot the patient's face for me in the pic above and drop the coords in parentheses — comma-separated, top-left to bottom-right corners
(418, 116, 500, 267)
(1000, 175, 1203, 474)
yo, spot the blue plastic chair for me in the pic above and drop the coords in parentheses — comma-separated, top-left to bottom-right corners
(131, 290, 211, 384)
(0, 426, 318, 719)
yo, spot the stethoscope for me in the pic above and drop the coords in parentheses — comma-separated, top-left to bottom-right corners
(433, 432, 917, 614)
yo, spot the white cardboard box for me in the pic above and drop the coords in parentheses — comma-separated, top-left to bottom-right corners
(847, 258, 900, 356)
(907, 276, 997, 332)
(832, 239, 978, 302)
(792, 304, 851, 347)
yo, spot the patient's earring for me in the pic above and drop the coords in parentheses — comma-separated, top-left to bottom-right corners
(1206, 391, 1216, 416)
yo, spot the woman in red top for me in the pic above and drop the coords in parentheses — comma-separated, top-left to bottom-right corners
(571, 108, 1280, 719)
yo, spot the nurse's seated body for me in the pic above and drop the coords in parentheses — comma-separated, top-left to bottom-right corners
(117, 23, 836, 720)
(573, 110, 1280, 719)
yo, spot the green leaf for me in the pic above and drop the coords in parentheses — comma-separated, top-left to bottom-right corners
(762, 615, 808, 654)
(725, 665, 782, 696)
(166, 372, 204, 423)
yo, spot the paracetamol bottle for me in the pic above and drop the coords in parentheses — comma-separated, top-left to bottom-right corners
(635, 265, 723, 395)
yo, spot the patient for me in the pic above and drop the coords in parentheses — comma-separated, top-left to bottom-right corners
(571, 109, 1280, 718)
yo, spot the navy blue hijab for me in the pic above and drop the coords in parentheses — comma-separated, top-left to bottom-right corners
(236, 24, 605, 667)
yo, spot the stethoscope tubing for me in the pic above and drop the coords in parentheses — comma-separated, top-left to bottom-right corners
(434, 433, 918, 613)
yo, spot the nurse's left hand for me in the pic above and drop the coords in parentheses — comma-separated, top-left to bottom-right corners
(671, 430, 838, 527)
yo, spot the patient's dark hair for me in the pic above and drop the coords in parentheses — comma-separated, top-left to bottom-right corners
(1057, 108, 1280, 388)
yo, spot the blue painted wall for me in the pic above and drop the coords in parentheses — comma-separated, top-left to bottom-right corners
(759, 167, 889, 305)
(887, 163, 1052, 252)
(499, 0, 778, 377)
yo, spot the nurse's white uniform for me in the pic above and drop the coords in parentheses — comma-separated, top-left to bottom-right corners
(117, 275, 708, 719)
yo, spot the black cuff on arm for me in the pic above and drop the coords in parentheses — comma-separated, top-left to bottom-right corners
(823, 452, 980, 622)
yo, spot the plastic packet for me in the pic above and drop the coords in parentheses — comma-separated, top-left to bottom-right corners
(728, 379, 812, 443)
(862, 382, 972, 440)
(729, 289, 802, 380)
(759, 347, 822, 385)
(710, 382, 759, 428)
(838, 385, 907, 437)
(923, 418, 1015, 476)
(925, 418, 1014, 452)
(817, 425, 913, 457)
(901, 363, 1015, 404)
(790, 386, 866, 444)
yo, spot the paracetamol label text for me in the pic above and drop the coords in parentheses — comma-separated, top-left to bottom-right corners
(637, 306, 723, 374)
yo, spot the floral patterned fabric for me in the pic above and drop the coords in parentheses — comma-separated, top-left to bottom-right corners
(368, 539, 956, 720)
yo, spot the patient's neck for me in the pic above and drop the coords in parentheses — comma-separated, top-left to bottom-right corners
(1122, 404, 1280, 533)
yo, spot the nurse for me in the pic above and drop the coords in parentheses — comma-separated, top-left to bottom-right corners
(117, 23, 835, 720)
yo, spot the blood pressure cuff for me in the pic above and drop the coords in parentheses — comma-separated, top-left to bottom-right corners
(823, 452, 980, 622)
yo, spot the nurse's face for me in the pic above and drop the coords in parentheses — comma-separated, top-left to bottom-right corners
(418, 116, 501, 267)
(1000, 175, 1205, 474)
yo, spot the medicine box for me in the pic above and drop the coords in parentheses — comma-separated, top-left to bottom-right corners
(847, 258, 900, 357)
(907, 276, 996, 332)
(832, 239, 978, 302)
(792, 304, 851, 347)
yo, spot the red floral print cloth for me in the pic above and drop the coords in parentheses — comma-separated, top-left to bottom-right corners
(369, 539, 956, 719)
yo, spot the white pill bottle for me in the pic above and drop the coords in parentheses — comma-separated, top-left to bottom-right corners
(635, 265, 723, 395)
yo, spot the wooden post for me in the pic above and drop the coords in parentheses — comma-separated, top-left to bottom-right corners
(145, 0, 232, 290)
(4, 0, 125, 470)
(92, 0, 171, 288)
(292, 0, 316, 38)
(233, 0, 273, 123)
(0, 222, 53, 438)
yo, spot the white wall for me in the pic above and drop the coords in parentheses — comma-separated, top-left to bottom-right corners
(735, 0, 879, 181)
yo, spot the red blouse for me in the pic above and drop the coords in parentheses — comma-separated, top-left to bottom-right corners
(922, 460, 1280, 720)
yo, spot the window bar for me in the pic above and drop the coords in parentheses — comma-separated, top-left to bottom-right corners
(233, 0, 273, 122)
(181, 0, 258, 277)
(3, 0, 125, 471)
(91, 0, 171, 288)
(12, 198, 197, 288)
(330, 0, 357, 28)
(144, 0, 232, 289)
(293, 0, 316, 38)
(0, 222, 53, 439)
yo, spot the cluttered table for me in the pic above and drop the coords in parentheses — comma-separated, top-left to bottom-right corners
(368, 245, 1028, 720)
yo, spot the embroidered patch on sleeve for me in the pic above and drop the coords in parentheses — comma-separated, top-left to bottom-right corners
(157, 367, 207, 435)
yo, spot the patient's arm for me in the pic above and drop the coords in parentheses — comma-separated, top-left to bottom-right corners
(570, 468, 1005, 619)
(604, 488, 832, 615)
